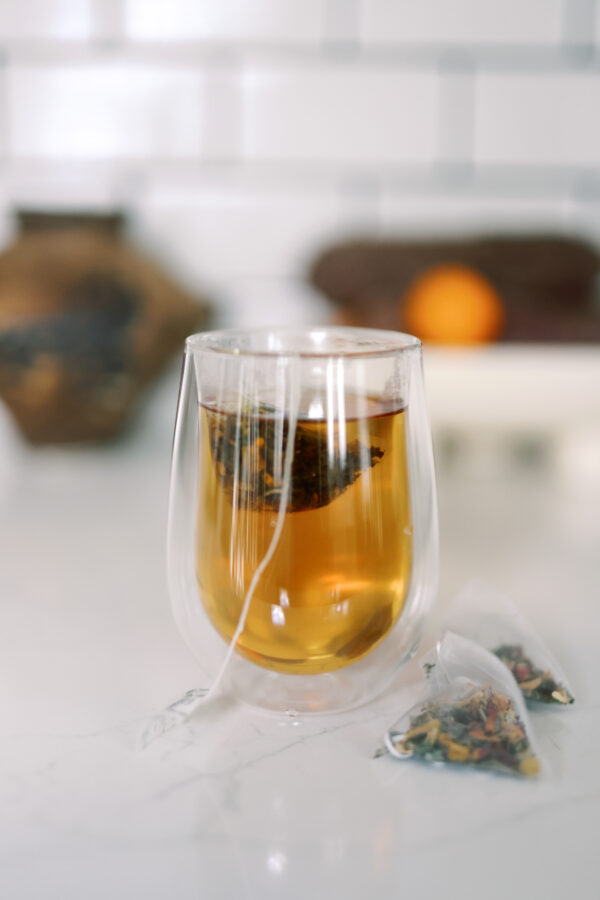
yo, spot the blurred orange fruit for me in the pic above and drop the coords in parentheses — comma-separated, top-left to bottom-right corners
(401, 263, 505, 344)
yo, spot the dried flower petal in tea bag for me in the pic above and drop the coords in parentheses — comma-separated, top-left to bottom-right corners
(382, 632, 542, 778)
(444, 580, 575, 707)
(493, 644, 574, 705)
(387, 683, 540, 777)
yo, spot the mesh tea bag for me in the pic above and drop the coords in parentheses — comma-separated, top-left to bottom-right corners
(444, 580, 574, 706)
(384, 632, 542, 777)
(205, 401, 384, 513)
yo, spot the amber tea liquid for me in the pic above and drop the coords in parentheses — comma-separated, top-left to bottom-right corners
(196, 399, 412, 675)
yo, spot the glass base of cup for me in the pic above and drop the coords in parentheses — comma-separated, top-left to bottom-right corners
(224, 633, 422, 715)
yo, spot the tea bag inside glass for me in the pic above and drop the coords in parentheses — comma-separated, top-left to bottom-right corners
(444, 581, 574, 706)
(204, 398, 385, 514)
(384, 632, 542, 778)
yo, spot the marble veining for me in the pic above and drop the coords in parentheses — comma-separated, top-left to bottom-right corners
(2, 379, 600, 900)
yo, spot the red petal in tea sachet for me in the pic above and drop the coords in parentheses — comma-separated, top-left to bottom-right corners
(444, 580, 575, 707)
(382, 632, 542, 778)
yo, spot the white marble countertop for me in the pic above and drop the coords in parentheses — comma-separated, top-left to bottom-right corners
(2, 364, 600, 900)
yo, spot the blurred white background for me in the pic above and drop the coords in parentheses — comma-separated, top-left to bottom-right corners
(2, 12, 600, 898)
(0, 0, 599, 326)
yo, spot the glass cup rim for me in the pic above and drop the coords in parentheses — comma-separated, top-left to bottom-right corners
(185, 326, 421, 359)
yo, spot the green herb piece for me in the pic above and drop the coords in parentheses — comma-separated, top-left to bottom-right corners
(205, 404, 383, 513)
(493, 644, 574, 705)
(387, 684, 541, 777)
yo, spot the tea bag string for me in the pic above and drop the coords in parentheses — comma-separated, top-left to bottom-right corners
(206, 359, 301, 696)
(138, 359, 301, 750)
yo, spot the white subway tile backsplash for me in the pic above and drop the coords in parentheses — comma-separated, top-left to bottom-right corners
(475, 73, 600, 166)
(437, 69, 474, 163)
(92, 0, 124, 43)
(212, 278, 332, 329)
(2, 161, 141, 212)
(202, 68, 243, 160)
(7, 65, 204, 159)
(323, 0, 360, 44)
(132, 183, 342, 284)
(360, 0, 563, 46)
(562, 0, 597, 47)
(380, 192, 572, 236)
(339, 177, 380, 231)
(0, 0, 598, 301)
(124, 0, 323, 43)
(0, 0, 94, 41)
(243, 65, 438, 163)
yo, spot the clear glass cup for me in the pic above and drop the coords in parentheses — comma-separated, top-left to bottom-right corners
(168, 327, 438, 714)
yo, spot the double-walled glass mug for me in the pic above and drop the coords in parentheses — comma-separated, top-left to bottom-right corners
(168, 327, 438, 714)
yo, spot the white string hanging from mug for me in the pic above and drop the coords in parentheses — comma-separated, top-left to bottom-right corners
(137, 356, 301, 749)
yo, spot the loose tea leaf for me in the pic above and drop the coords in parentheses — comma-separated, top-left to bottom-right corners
(386, 684, 541, 777)
(493, 644, 574, 705)
(205, 403, 384, 513)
